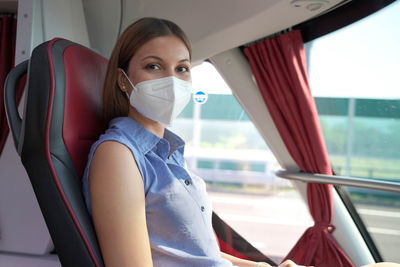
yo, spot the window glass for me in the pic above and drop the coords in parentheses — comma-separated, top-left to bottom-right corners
(170, 62, 313, 263)
(342, 186, 400, 262)
(306, 1, 400, 261)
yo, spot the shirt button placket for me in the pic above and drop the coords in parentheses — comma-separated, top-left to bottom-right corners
(184, 179, 190, 186)
(201, 206, 205, 212)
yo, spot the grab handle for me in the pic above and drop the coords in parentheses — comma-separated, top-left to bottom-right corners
(4, 60, 28, 153)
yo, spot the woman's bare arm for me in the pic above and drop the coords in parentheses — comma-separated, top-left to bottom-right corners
(89, 141, 153, 267)
(221, 252, 262, 267)
(221, 252, 308, 267)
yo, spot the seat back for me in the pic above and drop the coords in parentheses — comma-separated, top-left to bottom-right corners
(4, 38, 107, 267)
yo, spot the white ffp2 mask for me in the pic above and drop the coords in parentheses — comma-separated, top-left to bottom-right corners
(121, 70, 192, 126)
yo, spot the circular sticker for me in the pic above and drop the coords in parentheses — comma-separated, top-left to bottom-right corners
(193, 90, 208, 104)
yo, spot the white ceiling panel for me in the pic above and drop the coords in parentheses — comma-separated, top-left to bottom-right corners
(120, 0, 346, 63)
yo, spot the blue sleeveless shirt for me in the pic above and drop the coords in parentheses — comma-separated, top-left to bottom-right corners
(82, 117, 232, 267)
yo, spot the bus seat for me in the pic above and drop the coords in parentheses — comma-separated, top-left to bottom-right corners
(4, 38, 107, 267)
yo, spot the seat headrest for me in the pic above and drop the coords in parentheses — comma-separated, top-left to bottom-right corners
(60, 43, 108, 176)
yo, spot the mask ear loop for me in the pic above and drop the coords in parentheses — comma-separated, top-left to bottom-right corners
(124, 90, 130, 100)
(120, 69, 137, 97)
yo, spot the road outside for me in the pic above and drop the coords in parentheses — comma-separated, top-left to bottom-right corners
(355, 204, 400, 262)
(208, 189, 400, 263)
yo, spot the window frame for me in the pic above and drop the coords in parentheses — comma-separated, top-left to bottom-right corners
(294, 0, 396, 43)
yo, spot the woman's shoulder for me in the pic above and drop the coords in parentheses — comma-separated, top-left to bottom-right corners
(97, 117, 143, 152)
(90, 141, 137, 175)
(84, 117, 147, 179)
(83, 118, 144, 175)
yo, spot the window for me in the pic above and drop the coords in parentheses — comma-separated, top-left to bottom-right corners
(306, 1, 400, 262)
(170, 62, 313, 263)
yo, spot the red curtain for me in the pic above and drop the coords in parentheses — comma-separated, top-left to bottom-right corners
(0, 15, 18, 156)
(244, 30, 353, 267)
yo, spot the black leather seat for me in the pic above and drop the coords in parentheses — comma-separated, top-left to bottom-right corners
(4, 38, 107, 267)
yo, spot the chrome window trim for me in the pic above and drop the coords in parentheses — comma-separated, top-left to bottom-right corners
(276, 170, 400, 193)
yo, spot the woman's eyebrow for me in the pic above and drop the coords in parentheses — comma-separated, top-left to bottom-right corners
(141, 55, 163, 62)
(141, 56, 190, 63)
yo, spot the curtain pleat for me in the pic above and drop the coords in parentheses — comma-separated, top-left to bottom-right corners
(244, 30, 353, 267)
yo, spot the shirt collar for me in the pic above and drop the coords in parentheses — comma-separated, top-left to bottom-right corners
(164, 128, 185, 155)
(109, 117, 185, 157)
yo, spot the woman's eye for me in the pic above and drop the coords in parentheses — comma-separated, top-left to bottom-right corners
(145, 64, 160, 70)
(177, 66, 190, 73)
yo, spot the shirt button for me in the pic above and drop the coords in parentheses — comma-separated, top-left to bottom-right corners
(184, 179, 190, 185)
(201, 206, 205, 212)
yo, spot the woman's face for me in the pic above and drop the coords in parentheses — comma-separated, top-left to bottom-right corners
(123, 35, 191, 92)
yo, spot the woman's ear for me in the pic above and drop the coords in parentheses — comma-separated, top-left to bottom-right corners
(117, 68, 128, 92)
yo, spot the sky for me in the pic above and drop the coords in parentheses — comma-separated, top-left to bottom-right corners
(307, 1, 400, 99)
(191, 1, 400, 99)
(191, 62, 231, 95)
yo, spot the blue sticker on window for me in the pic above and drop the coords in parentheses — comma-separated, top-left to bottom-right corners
(193, 91, 208, 104)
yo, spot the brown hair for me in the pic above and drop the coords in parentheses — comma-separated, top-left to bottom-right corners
(103, 17, 192, 124)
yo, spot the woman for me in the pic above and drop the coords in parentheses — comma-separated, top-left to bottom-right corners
(82, 17, 305, 267)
